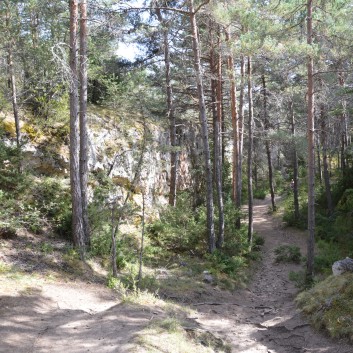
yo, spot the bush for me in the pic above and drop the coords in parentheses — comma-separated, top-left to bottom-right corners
(147, 193, 207, 254)
(253, 188, 267, 200)
(30, 178, 72, 237)
(206, 250, 247, 278)
(274, 245, 302, 264)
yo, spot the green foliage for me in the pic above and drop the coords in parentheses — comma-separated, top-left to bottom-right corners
(205, 250, 247, 278)
(253, 187, 267, 200)
(147, 193, 207, 254)
(30, 178, 72, 237)
(296, 273, 353, 341)
(90, 224, 112, 257)
(314, 239, 353, 275)
(289, 270, 309, 290)
(274, 245, 302, 264)
(334, 189, 353, 237)
(282, 186, 308, 229)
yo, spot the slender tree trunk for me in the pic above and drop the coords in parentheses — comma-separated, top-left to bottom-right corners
(7, 45, 21, 150)
(215, 27, 224, 248)
(316, 135, 322, 183)
(79, 0, 89, 247)
(69, 0, 85, 259)
(235, 55, 245, 229)
(137, 192, 145, 287)
(262, 74, 276, 211)
(320, 104, 333, 217)
(111, 207, 118, 278)
(155, 7, 178, 207)
(338, 72, 347, 171)
(225, 30, 239, 208)
(247, 56, 254, 246)
(5, 6, 21, 150)
(290, 100, 300, 222)
(306, 0, 315, 281)
(189, 0, 215, 253)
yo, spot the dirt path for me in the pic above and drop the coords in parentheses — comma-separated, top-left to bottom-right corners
(193, 196, 352, 353)
(1, 196, 352, 352)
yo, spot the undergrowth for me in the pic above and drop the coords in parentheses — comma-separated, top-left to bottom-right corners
(296, 273, 353, 342)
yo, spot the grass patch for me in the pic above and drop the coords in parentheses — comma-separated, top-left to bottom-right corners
(274, 245, 302, 264)
(134, 317, 231, 353)
(296, 273, 353, 341)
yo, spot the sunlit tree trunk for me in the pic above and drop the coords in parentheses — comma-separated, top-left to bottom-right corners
(79, 0, 89, 247)
(215, 27, 224, 248)
(247, 56, 254, 246)
(306, 0, 315, 281)
(262, 74, 276, 211)
(189, 0, 215, 253)
(5, 3, 21, 150)
(69, 0, 85, 259)
(155, 6, 178, 207)
(290, 100, 299, 222)
(236, 55, 245, 229)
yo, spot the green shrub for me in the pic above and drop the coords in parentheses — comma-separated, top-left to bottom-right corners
(274, 245, 302, 264)
(253, 188, 267, 200)
(334, 189, 353, 237)
(30, 178, 72, 236)
(147, 193, 207, 254)
(206, 250, 247, 278)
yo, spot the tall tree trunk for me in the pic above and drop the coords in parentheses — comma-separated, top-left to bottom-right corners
(320, 104, 334, 217)
(189, 0, 215, 253)
(225, 30, 239, 208)
(69, 0, 85, 259)
(289, 100, 300, 222)
(235, 55, 245, 229)
(306, 0, 315, 281)
(338, 72, 347, 171)
(79, 0, 89, 247)
(247, 56, 254, 247)
(5, 5, 21, 151)
(155, 7, 178, 207)
(316, 135, 322, 184)
(262, 74, 276, 211)
(215, 27, 224, 248)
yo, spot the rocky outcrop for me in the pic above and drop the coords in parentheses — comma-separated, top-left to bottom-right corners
(332, 257, 353, 276)
(1, 110, 192, 206)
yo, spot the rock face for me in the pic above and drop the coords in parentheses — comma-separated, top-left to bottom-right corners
(87, 112, 191, 206)
(2, 110, 192, 206)
(332, 257, 353, 276)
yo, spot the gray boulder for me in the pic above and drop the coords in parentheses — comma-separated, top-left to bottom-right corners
(332, 257, 353, 276)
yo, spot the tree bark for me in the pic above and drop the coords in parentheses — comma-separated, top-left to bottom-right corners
(215, 27, 224, 249)
(320, 104, 333, 217)
(189, 0, 215, 253)
(289, 100, 300, 222)
(338, 72, 348, 171)
(306, 0, 315, 281)
(262, 74, 276, 211)
(5, 4, 21, 151)
(155, 6, 178, 207)
(79, 0, 90, 247)
(236, 55, 245, 229)
(225, 30, 239, 209)
(69, 0, 85, 259)
(247, 56, 254, 247)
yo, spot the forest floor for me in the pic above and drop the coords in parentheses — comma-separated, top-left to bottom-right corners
(1, 195, 352, 353)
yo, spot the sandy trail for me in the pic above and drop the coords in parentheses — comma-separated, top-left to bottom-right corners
(1, 196, 352, 352)
(193, 196, 352, 353)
